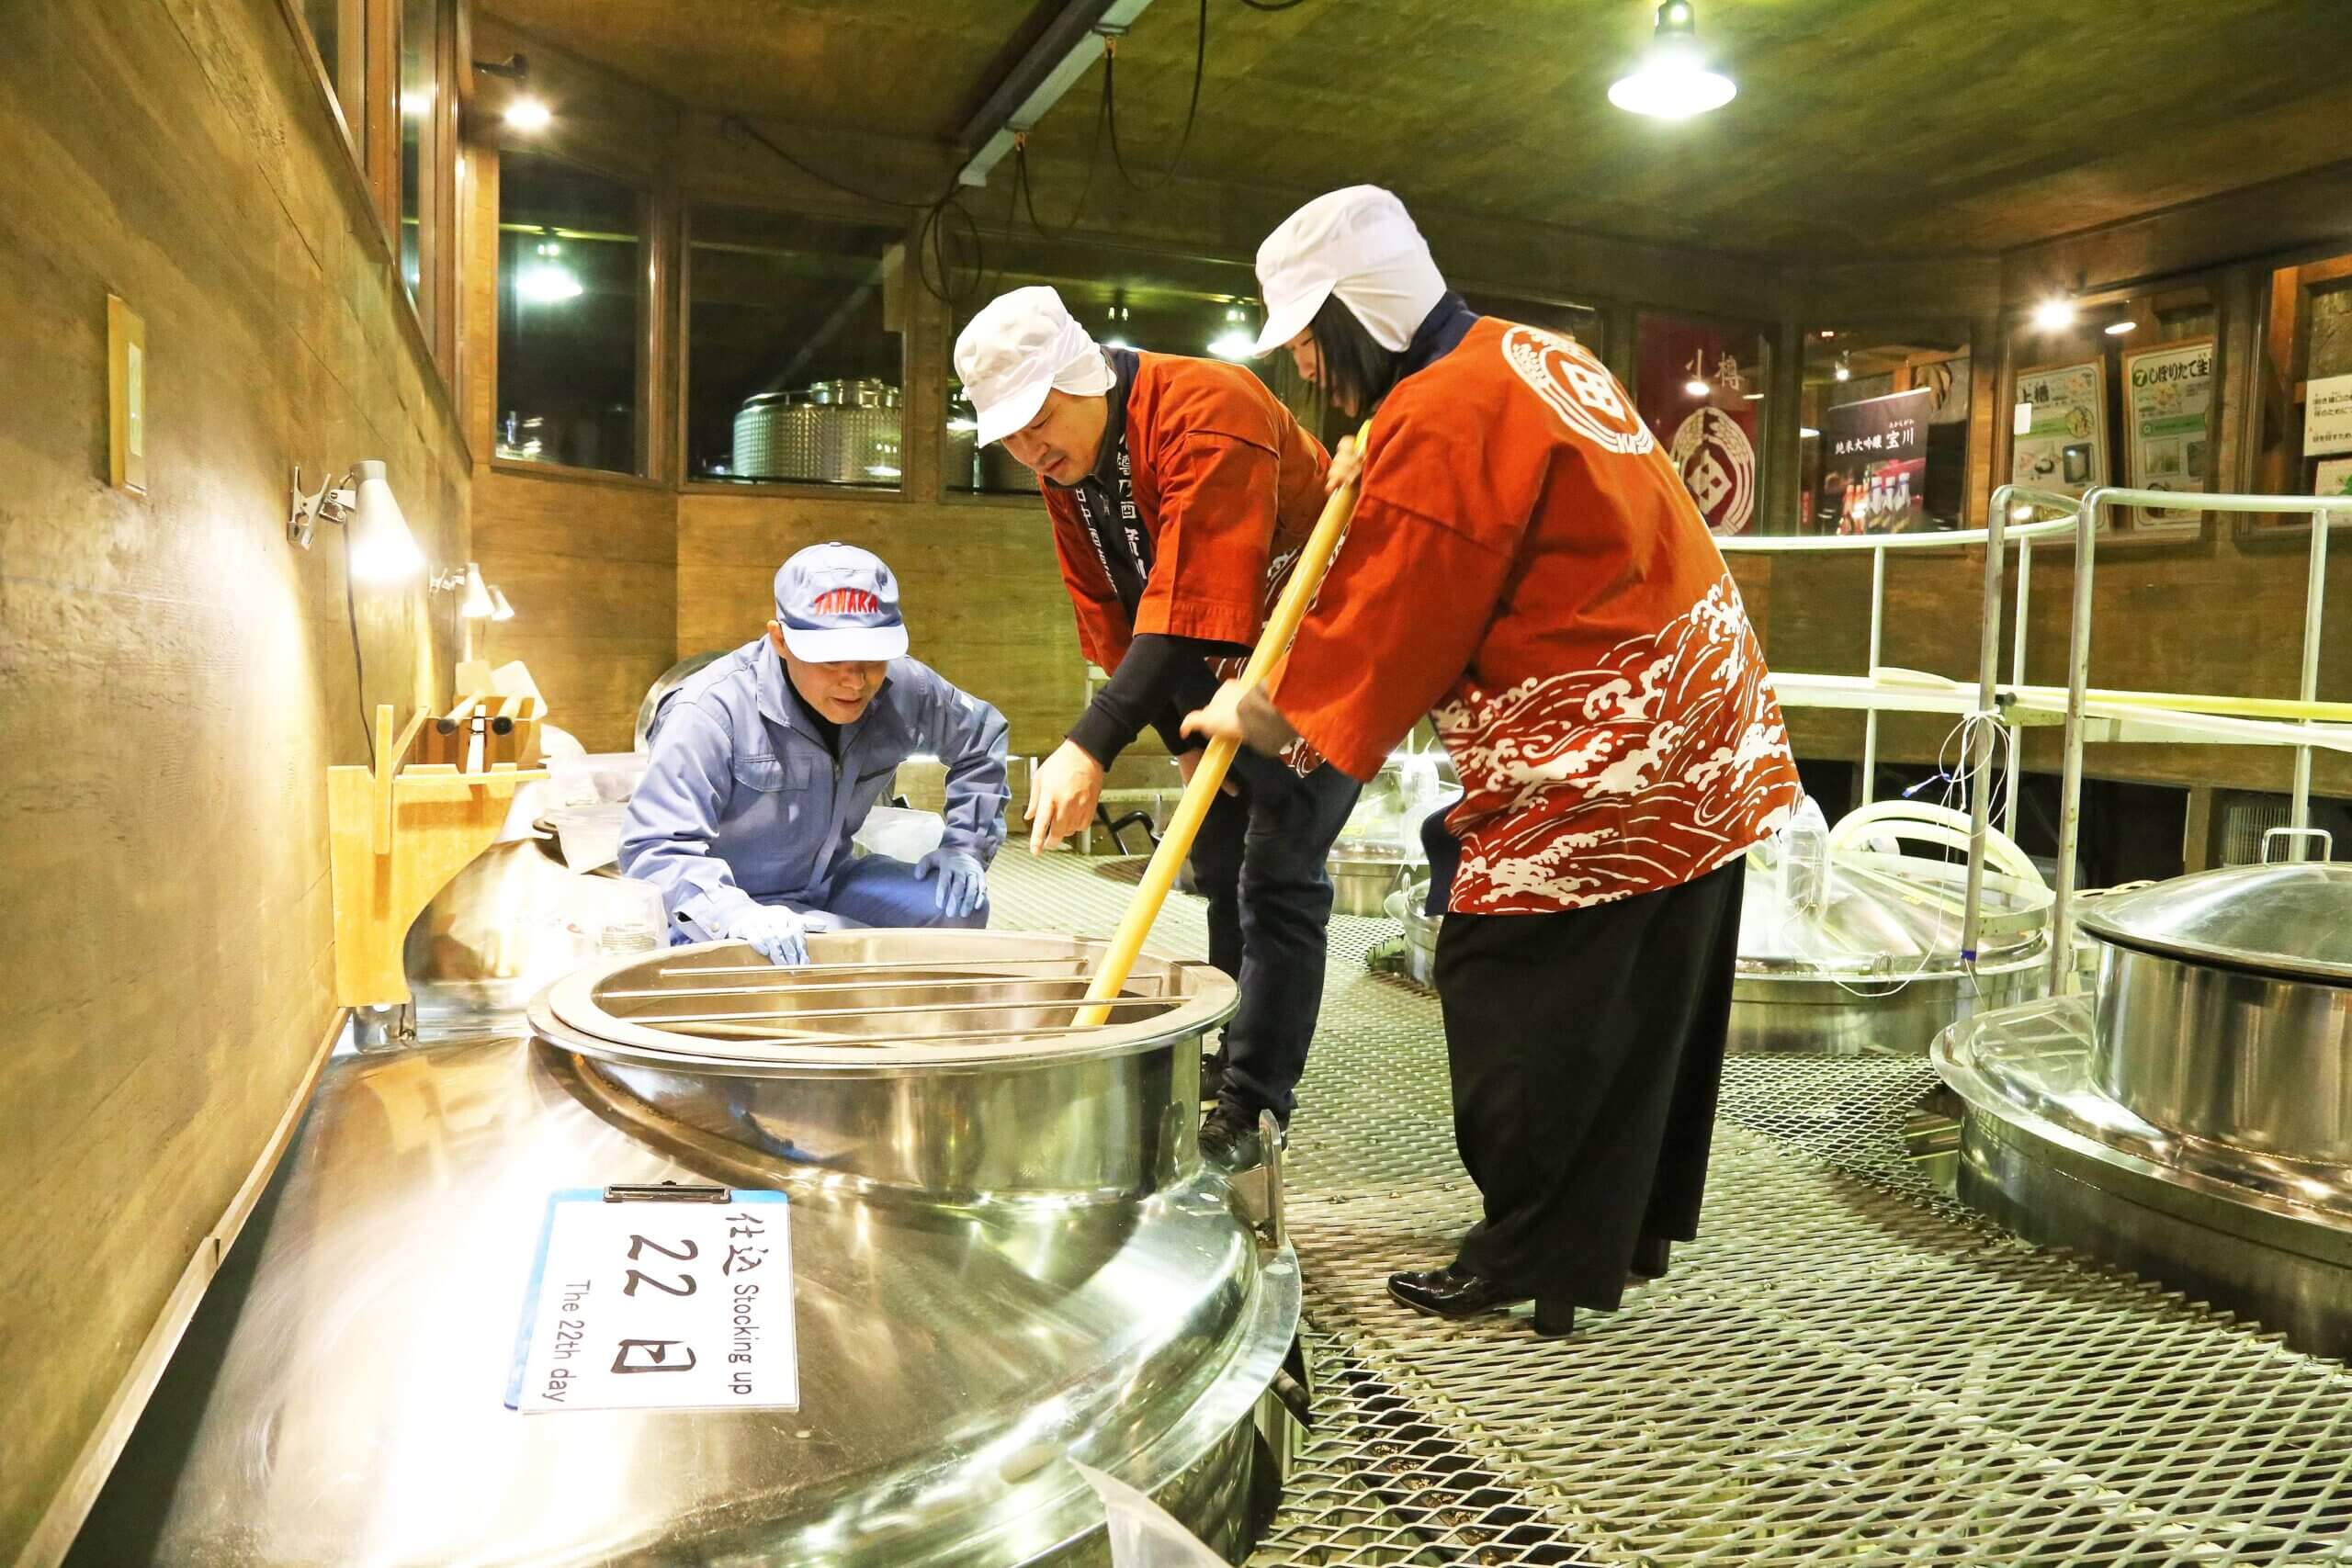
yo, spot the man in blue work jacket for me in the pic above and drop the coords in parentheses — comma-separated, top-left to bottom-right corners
(620, 543, 1012, 966)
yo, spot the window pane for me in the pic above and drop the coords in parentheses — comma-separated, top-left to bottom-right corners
(949, 244, 1279, 494)
(1801, 328, 1970, 534)
(1636, 312, 1772, 536)
(496, 152, 646, 475)
(298, 0, 359, 132)
(685, 208, 904, 489)
(2007, 284, 2215, 531)
(399, 0, 434, 306)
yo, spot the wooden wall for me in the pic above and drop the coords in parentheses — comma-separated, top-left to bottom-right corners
(676, 492, 1084, 755)
(474, 466, 679, 750)
(0, 2, 471, 1561)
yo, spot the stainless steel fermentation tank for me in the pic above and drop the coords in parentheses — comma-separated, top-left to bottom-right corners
(1938, 860, 2352, 1358)
(733, 378, 902, 486)
(76, 931, 1299, 1567)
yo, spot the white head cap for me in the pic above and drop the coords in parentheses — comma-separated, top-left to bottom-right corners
(953, 285, 1118, 446)
(1250, 185, 1448, 357)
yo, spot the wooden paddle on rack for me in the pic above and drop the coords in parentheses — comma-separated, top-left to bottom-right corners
(1072, 420, 1376, 1028)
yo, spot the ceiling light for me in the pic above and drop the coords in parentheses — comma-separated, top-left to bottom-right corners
(1684, 378, 1711, 397)
(1817, 329, 1838, 339)
(2104, 320, 2137, 336)
(517, 258, 583, 304)
(1208, 329, 1255, 360)
(2032, 298, 2076, 332)
(1833, 355, 1852, 382)
(504, 96, 552, 131)
(1609, 1, 1736, 119)
(488, 585, 516, 622)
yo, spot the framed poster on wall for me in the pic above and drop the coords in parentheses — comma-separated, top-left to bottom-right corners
(2011, 359, 2109, 522)
(1822, 387, 1936, 533)
(2120, 336, 2215, 529)
(1636, 313, 1766, 536)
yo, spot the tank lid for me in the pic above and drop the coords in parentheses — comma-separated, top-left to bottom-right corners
(1737, 854, 2047, 977)
(2077, 862, 2352, 986)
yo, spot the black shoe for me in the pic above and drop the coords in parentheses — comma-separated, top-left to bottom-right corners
(1199, 1105, 1272, 1170)
(1386, 1266, 1576, 1337)
(1628, 1235, 1672, 1280)
(1200, 1047, 1227, 1108)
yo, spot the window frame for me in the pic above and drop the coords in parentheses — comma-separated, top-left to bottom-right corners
(273, 0, 464, 410)
(674, 198, 918, 501)
(490, 145, 659, 483)
(2243, 240, 2352, 543)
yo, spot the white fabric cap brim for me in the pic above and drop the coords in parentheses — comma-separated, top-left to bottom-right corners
(781, 624, 909, 663)
(973, 372, 1051, 448)
(1251, 281, 1332, 358)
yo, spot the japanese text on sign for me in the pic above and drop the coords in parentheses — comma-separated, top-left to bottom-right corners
(507, 1189, 797, 1414)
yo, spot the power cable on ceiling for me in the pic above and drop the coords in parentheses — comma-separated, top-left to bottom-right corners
(719, 114, 995, 310)
(1105, 0, 1209, 190)
(1014, 61, 1113, 234)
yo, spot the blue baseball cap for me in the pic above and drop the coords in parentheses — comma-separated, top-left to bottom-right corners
(773, 543, 908, 662)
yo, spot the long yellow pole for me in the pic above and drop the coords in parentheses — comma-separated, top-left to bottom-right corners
(1074, 421, 1375, 1027)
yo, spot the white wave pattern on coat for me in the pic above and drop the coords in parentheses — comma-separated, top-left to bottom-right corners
(1434, 574, 1797, 912)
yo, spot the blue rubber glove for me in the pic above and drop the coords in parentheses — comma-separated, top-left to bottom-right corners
(915, 848, 989, 919)
(722, 904, 813, 967)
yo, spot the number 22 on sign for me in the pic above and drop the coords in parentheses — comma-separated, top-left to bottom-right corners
(506, 1188, 798, 1413)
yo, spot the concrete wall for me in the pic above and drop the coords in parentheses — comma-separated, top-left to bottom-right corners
(0, 2, 470, 1559)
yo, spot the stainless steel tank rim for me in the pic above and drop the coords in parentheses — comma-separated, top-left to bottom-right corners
(2080, 926, 2352, 991)
(529, 993, 1228, 1078)
(534, 939, 1239, 1075)
(547, 1044, 1188, 1213)
(1934, 999, 2352, 1236)
(1735, 934, 2051, 987)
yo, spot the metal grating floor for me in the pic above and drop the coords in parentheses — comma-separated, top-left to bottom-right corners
(985, 852, 2352, 1566)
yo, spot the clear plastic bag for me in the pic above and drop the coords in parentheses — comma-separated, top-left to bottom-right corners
(546, 802, 630, 874)
(1071, 1461, 1231, 1568)
(853, 805, 946, 863)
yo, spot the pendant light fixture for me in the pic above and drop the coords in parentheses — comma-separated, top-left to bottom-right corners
(1609, 1, 1736, 120)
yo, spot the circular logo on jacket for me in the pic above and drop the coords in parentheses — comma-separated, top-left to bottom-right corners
(1500, 326, 1655, 456)
(1668, 407, 1756, 535)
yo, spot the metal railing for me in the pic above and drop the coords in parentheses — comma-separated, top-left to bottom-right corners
(2041, 487, 2352, 989)
(1717, 513, 2075, 816)
(1717, 489, 2351, 993)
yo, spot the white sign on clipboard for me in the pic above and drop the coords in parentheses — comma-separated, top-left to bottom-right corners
(506, 1184, 797, 1414)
